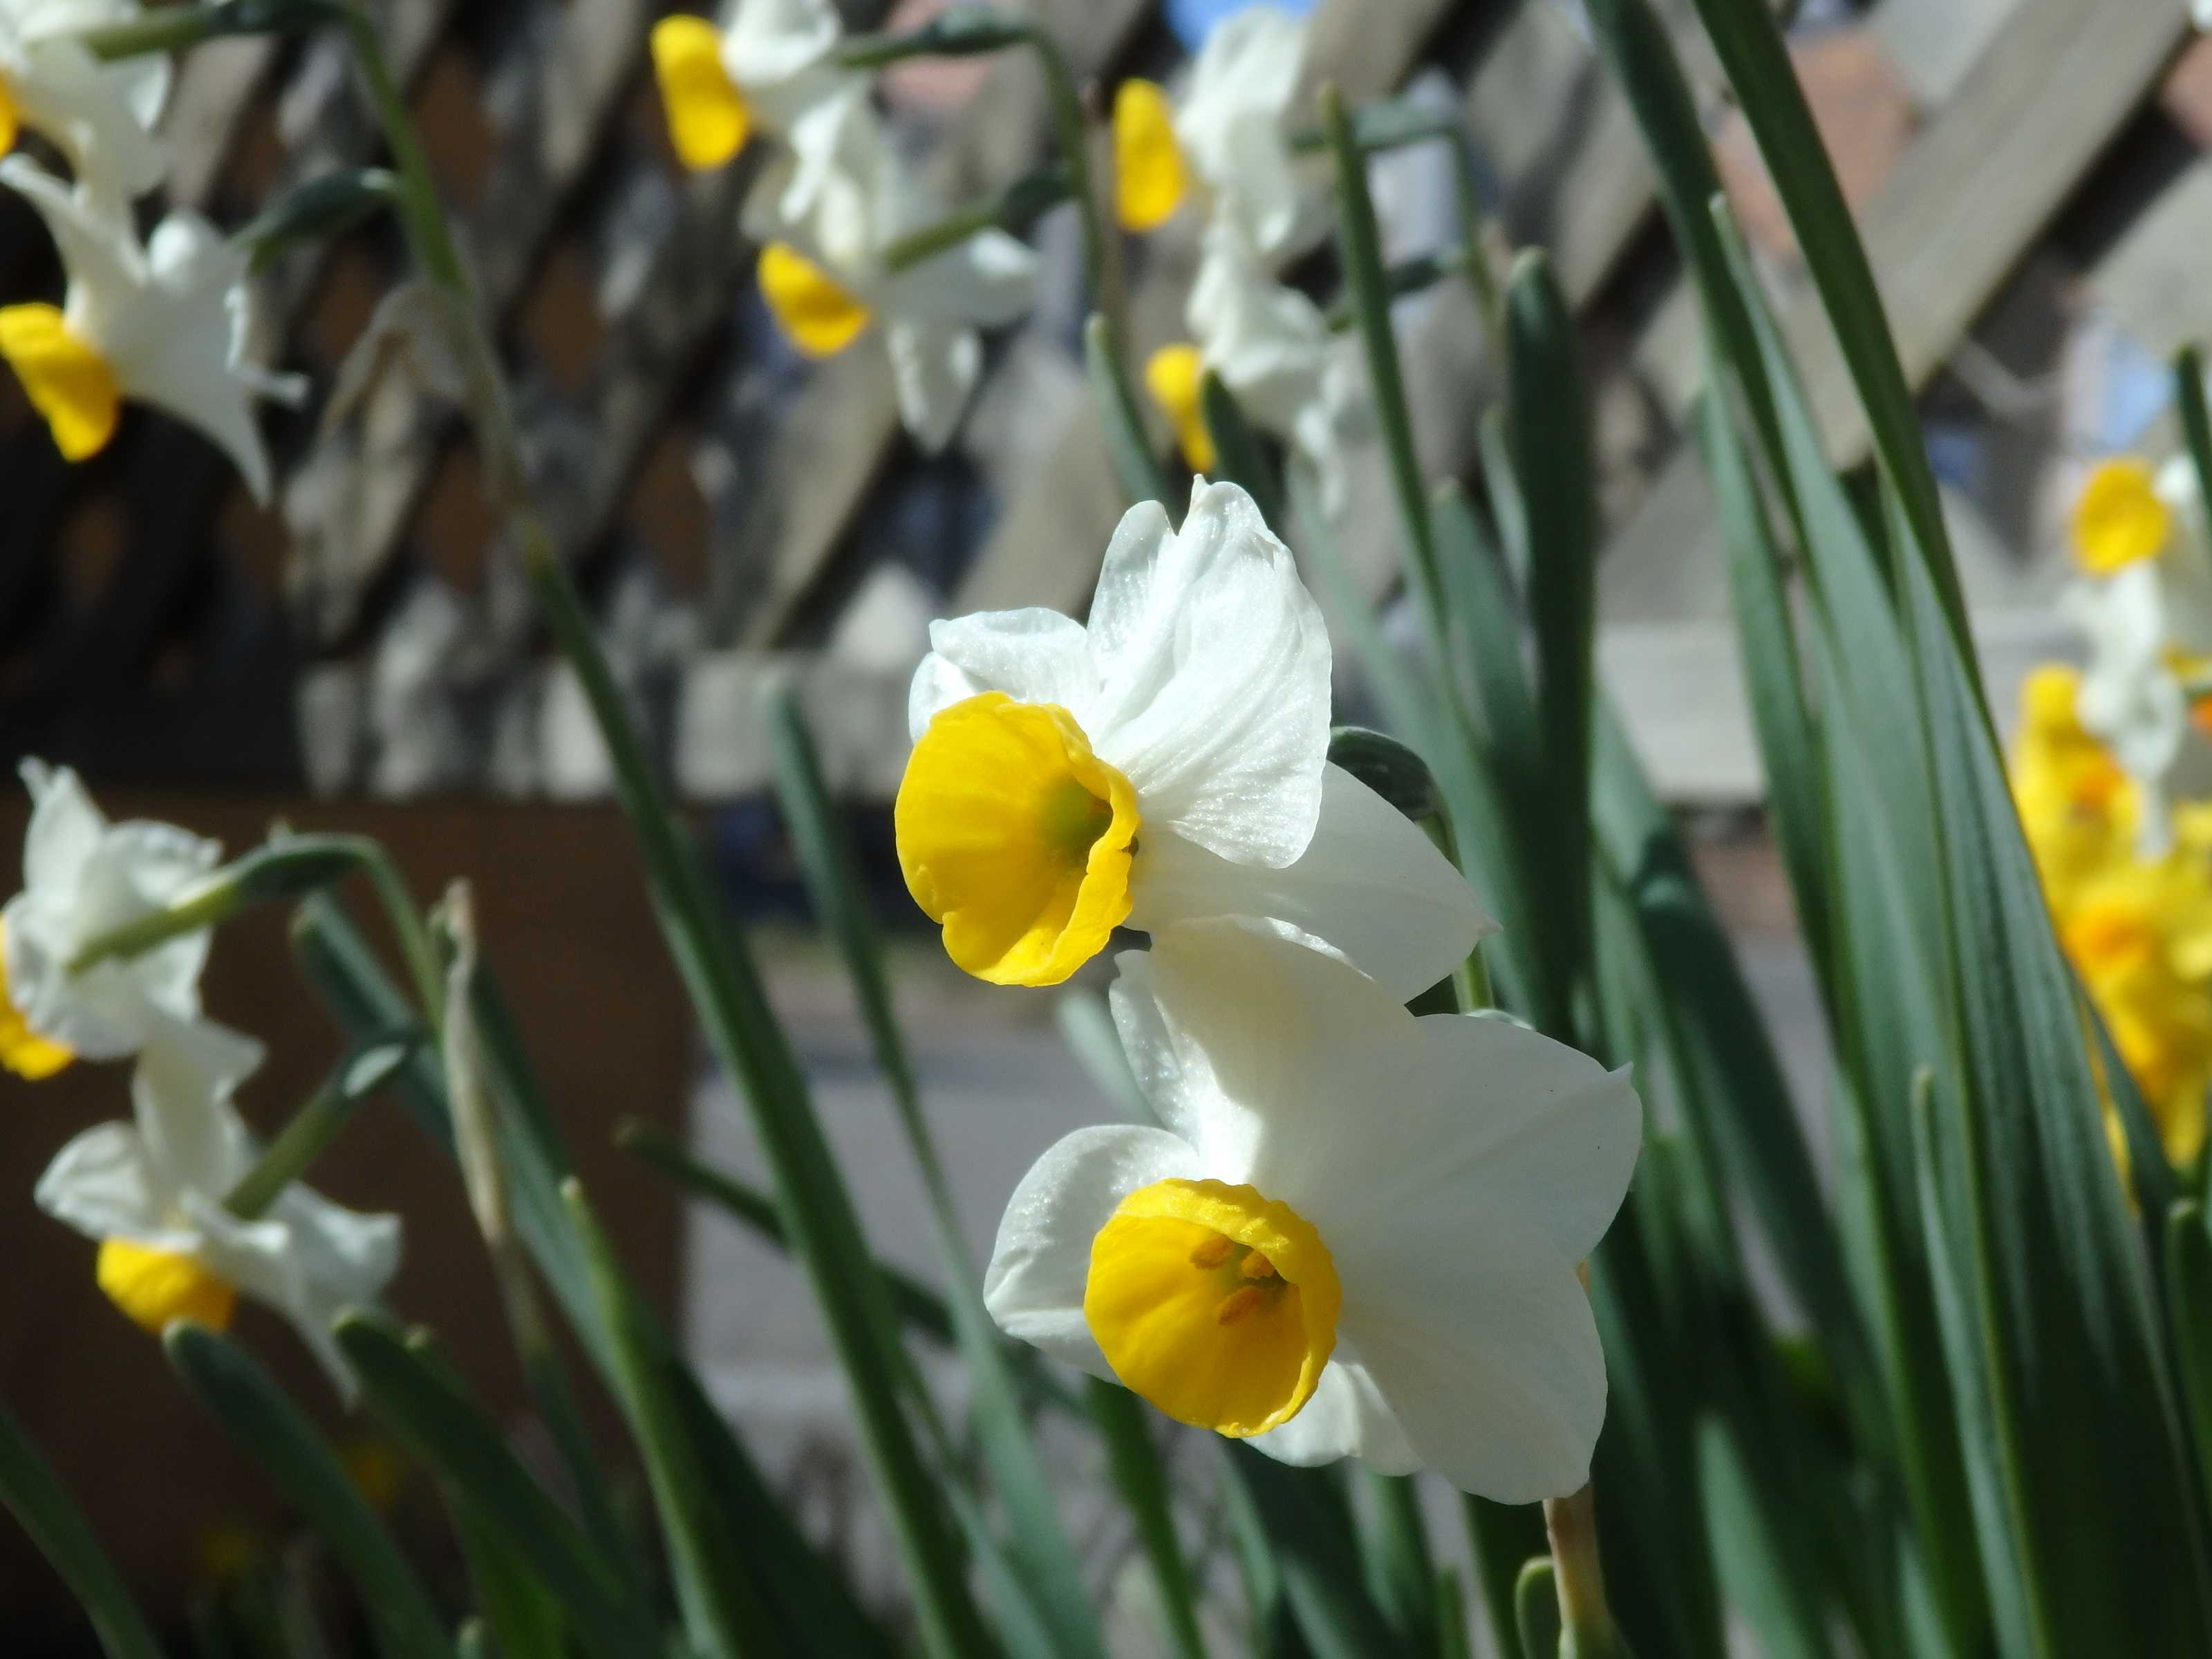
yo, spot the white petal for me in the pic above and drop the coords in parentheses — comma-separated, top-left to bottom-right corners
(3, 34, 167, 206)
(1317, 1018, 1641, 1273)
(19, 757, 105, 892)
(885, 317, 978, 454)
(34, 1119, 180, 1244)
(983, 1122, 1203, 1378)
(1128, 763, 1494, 999)
(0, 157, 146, 342)
(912, 608, 1094, 737)
(180, 1192, 364, 1397)
(130, 1010, 265, 1200)
(1105, 947, 1214, 1147)
(1345, 1237, 1606, 1502)
(1131, 917, 1414, 1192)
(724, 0, 843, 92)
(2070, 567, 2187, 789)
(1247, 1342, 1418, 1474)
(1084, 480, 1331, 867)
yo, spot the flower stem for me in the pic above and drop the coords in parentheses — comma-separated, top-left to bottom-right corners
(1544, 1483, 1633, 1657)
(80, 0, 339, 60)
(224, 1037, 413, 1219)
(1020, 23, 1121, 344)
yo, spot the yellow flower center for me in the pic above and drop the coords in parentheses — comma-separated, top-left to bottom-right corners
(0, 303, 120, 462)
(96, 1239, 236, 1335)
(895, 692, 1139, 986)
(1085, 1177, 1340, 1437)
(650, 15, 752, 171)
(2072, 458, 2172, 575)
(758, 241, 874, 359)
(1113, 79, 1188, 232)
(1145, 342, 1217, 474)
(0, 73, 19, 155)
(0, 917, 71, 1080)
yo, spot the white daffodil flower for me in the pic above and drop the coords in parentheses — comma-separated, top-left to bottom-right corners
(649, 0, 851, 173)
(0, 0, 170, 208)
(1147, 221, 1367, 518)
(0, 158, 295, 499)
(1, 759, 219, 1078)
(749, 91, 1037, 451)
(35, 1010, 400, 1397)
(2066, 456, 2212, 850)
(1112, 6, 1322, 262)
(984, 921, 1640, 1499)
(897, 478, 1490, 990)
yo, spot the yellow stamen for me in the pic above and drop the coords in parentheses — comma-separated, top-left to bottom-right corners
(1145, 342, 1216, 474)
(96, 1239, 236, 1335)
(758, 241, 873, 359)
(2072, 458, 2171, 575)
(0, 304, 120, 462)
(1113, 79, 1188, 232)
(0, 917, 71, 1080)
(650, 16, 751, 171)
(895, 692, 1140, 986)
(1085, 1177, 1340, 1438)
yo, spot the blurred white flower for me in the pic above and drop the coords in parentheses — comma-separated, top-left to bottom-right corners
(0, 157, 298, 498)
(1112, 6, 1322, 262)
(750, 92, 1036, 451)
(984, 921, 1640, 1500)
(2067, 456, 2212, 850)
(35, 1011, 401, 1397)
(2, 759, 219, 1076)
(899, 478, 1489, 989)
(0, 0, 170, 207)
(649, 0, 851, 171)
(1147, 221, 1367, 517)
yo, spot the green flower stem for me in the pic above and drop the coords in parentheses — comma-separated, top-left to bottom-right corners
(1544, 1483, 1633, 1658)
(1321, 84, 1444, 653)
(880, 164, 1071, 274)
(81, 0, 339, 60)
(342, 6, 466, 297)
(1022, 24, 1113, 329)
(66, 833, 444, 1033)
(223, 1038, 412, 1219)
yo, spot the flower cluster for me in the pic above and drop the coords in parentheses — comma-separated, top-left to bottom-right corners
(897, 478, 1641, 1499)
(0, 3, 297, 498)
(651, 0, 1038, 452)
(6, 762, 400, 1393)
(1114, 8, 1369, 517)
(2012, 456, 2212, 1168)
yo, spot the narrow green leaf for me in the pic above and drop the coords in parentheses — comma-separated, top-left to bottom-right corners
(1430, 480, 1536, 767)
(2164, 1201, 2212, 1513)
(1360, 1473, 1437, 1653)
(2178, 348, 2212, 527)
(1504, 248, 1595, 1040)
(440, 1488, 568, 1659)
(563, 1181, 778, 1658)
(162, 1322, 453, 1659)
(1465, 1499, 1545, 1659)
(1199, 369, 1286, 529)
(1687, 380, 1832, 977)
(1695, 1423, 1830, 1659)
(1683, 0, 1970, 665)
(769, 689, 1107, 1659)
(1322, 81, 1441, 626)
(0, 1400, 166, 1659)
(1087, 310, 1176, 509)
(1087, 1380, 1208, 1659)
(1899, 524, 2212, 1648)
(527, 547, 994, 1659)
(1435, 1566, 1472, 1659)
(1224, 1446, 1402, 1659)
(1512, 1558, 1561, 1659)
(335, 1314, 657, 1658)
